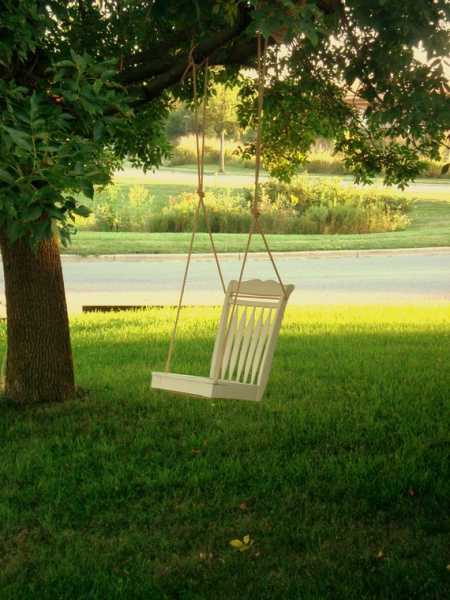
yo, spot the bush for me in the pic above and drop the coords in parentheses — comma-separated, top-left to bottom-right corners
(77, 185, 159, 232)
(78, 178, 413, 236)
(263, 178, 412, 234)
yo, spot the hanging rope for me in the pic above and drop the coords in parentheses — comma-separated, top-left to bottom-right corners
(215, 33, 288, 378)
(165, 52, 226, 372)
(194, 59, 226, 294)
(227, 33, 287, 305)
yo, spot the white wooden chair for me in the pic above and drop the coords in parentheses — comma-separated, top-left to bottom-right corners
(151, 279, 294, 401)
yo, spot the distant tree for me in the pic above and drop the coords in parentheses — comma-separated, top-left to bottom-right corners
(0, 0, 449, 404)
(206, 83, 240, 172)
(165, 102, 194, 139)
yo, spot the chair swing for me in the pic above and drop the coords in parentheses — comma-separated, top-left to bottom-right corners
(151, 35, 294, 401)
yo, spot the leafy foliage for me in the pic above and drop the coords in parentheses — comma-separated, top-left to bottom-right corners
(0, 0, 449, 245)
(0, 52, 133, 246)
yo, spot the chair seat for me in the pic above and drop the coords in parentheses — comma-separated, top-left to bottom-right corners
(151, 371, 262, 401)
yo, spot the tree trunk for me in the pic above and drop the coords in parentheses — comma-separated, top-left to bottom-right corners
(0, 234, 75, 404)
(219, 130, 226, 173)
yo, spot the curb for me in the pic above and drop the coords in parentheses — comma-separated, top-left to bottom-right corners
(61, 246, 450, 262)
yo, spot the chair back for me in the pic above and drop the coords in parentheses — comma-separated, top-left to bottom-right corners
(210, 279, 294, 391)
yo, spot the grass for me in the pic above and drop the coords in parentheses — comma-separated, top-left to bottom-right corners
(67, 190, 450, 255)
(116, 164, 450, 185)
(1, 306, 449, 598)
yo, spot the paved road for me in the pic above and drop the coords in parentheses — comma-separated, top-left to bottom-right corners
(34, 250, 449, 312)
(117, 166, 450, 194)
(1, 250, 449, 314)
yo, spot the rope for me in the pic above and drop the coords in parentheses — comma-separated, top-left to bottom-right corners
(196, 60, 226, 294)
(165, 52, 225, 372)
(216, 34, 287, 379)
(164, 199, 201, 372)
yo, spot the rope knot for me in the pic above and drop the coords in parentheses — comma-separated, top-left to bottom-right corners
(251, 205, 261, 219)
(196, 189, 205, 198)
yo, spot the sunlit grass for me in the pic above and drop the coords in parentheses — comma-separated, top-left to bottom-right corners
(0, 306, 449, 597)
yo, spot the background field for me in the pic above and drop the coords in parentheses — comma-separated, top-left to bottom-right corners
(1, 306, 449, 598)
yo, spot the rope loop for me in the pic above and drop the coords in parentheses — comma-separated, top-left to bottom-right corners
(196, 189, 206, 198)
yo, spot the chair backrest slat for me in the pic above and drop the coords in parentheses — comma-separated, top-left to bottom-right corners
(227, 307, 247, 380)
(220, 308, 238, 379)
(250, 309, 272, 384)
(235, 307, 256, 381)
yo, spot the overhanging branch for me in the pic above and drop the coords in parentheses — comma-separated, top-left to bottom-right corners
(119, 3, 251, 86)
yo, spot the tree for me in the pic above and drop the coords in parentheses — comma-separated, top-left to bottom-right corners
(0, 0, 449, 404)
(165, 102, 195, 139)
(207, 83, 240, 173)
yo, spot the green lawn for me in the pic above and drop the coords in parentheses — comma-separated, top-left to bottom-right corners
(67, 192, 450, 255)
(116, 164, 450, 185)
(1, 306, 449, 598)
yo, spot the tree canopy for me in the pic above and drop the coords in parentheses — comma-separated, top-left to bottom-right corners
(1, 0, 449, 248)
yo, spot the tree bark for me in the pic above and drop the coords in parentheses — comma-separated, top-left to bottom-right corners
(0, 233, 75, 404)
(219, 130, 226, 173)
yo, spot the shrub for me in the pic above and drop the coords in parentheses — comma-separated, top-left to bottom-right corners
(77, 185, 158, 232)
(261, 178, 412, 234)
(78, 178, 413, 235)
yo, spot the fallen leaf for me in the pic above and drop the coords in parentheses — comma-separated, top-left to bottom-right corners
(229, 535, 253, 552)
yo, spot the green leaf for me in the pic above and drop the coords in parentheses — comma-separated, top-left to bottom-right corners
(2, 126, 32, 152)
(54, 59, 75, 69)
(7, 221, 23, 244)
(73, 205, 91, 218)
(22, 205, 43, 222)
(80, 180, 95, 199)
(0, 169, 15, 185)
(93, 121, 104, 142)
(93, 79, 103, 95)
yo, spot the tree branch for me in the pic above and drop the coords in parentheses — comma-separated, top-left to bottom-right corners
(119, 4, 251, 85)
(119, 0, 345, 104)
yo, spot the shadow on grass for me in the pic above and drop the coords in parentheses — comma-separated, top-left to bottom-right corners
(0, 311, 449, 598)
